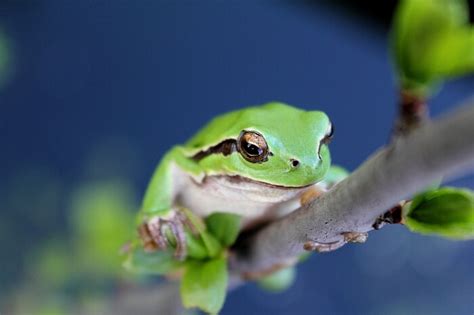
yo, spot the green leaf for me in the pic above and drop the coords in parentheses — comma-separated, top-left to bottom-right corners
(185, 229, 222, 259)
(181, 208, 222, 257)
(404, 187, 474, 239)
(391, 0, 474, 95)
(199, 231, 223, 258)
(123, 246, 183, 275)
(257, 267, 296, 293)
(206, 213, 242, 246)
(181, 208, 207, 234)
(181, 257, 228, 314)
(186, 230, 210, 260)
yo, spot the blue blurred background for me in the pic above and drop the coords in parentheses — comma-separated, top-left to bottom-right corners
(0, 1, 473, 314)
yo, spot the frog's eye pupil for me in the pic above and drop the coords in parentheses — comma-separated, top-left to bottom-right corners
(245, 143, 262, 156)
(238, 131, 269, 163)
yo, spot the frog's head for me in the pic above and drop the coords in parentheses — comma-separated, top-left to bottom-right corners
(188, 102, 333, 188)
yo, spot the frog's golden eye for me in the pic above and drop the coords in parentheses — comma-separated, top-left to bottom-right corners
(237, 131, 269, 163)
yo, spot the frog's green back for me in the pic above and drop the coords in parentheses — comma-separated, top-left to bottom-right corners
(185, 102, 328, 154)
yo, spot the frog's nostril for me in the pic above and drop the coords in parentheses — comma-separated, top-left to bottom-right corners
(290, 159, 300, 168)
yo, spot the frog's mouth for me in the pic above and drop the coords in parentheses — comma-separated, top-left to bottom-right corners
(213, 174, 314, 190)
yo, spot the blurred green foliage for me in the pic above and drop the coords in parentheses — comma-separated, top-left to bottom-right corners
(0, 167, 64, 293)
(257, 266, 296, 293)
(6, 180, 138, 314)
(70, 181, 136, 275)
(0, 29, 12, 86)
(391, 0, 474, 96)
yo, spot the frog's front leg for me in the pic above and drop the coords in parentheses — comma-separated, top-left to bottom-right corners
(137, 146, 203, 260)
(139, 208, 199, 259)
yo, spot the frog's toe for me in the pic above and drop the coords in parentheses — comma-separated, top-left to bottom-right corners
(138, 212, 189, 261)
(303, 239, 345, 253)
(303, 231, 368, 253)
(342, 231, 368, 244)
(175, 209, 199, 236)
(138, 217, 167, 252)
(162, 215, 187, 260)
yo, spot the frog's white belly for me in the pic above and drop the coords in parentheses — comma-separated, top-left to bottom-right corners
(176, 173, 308, 225)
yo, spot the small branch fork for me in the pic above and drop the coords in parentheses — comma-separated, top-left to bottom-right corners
(393, 91, 428, 137)
(229, 97, 474, 276)
(376, 91, 427, 228)
(372, 203, 404, 230)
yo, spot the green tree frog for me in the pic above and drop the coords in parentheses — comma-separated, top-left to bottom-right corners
(137, 102, 348, 260)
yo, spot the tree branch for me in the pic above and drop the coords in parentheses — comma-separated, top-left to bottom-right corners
(230, 97, 474, 275)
